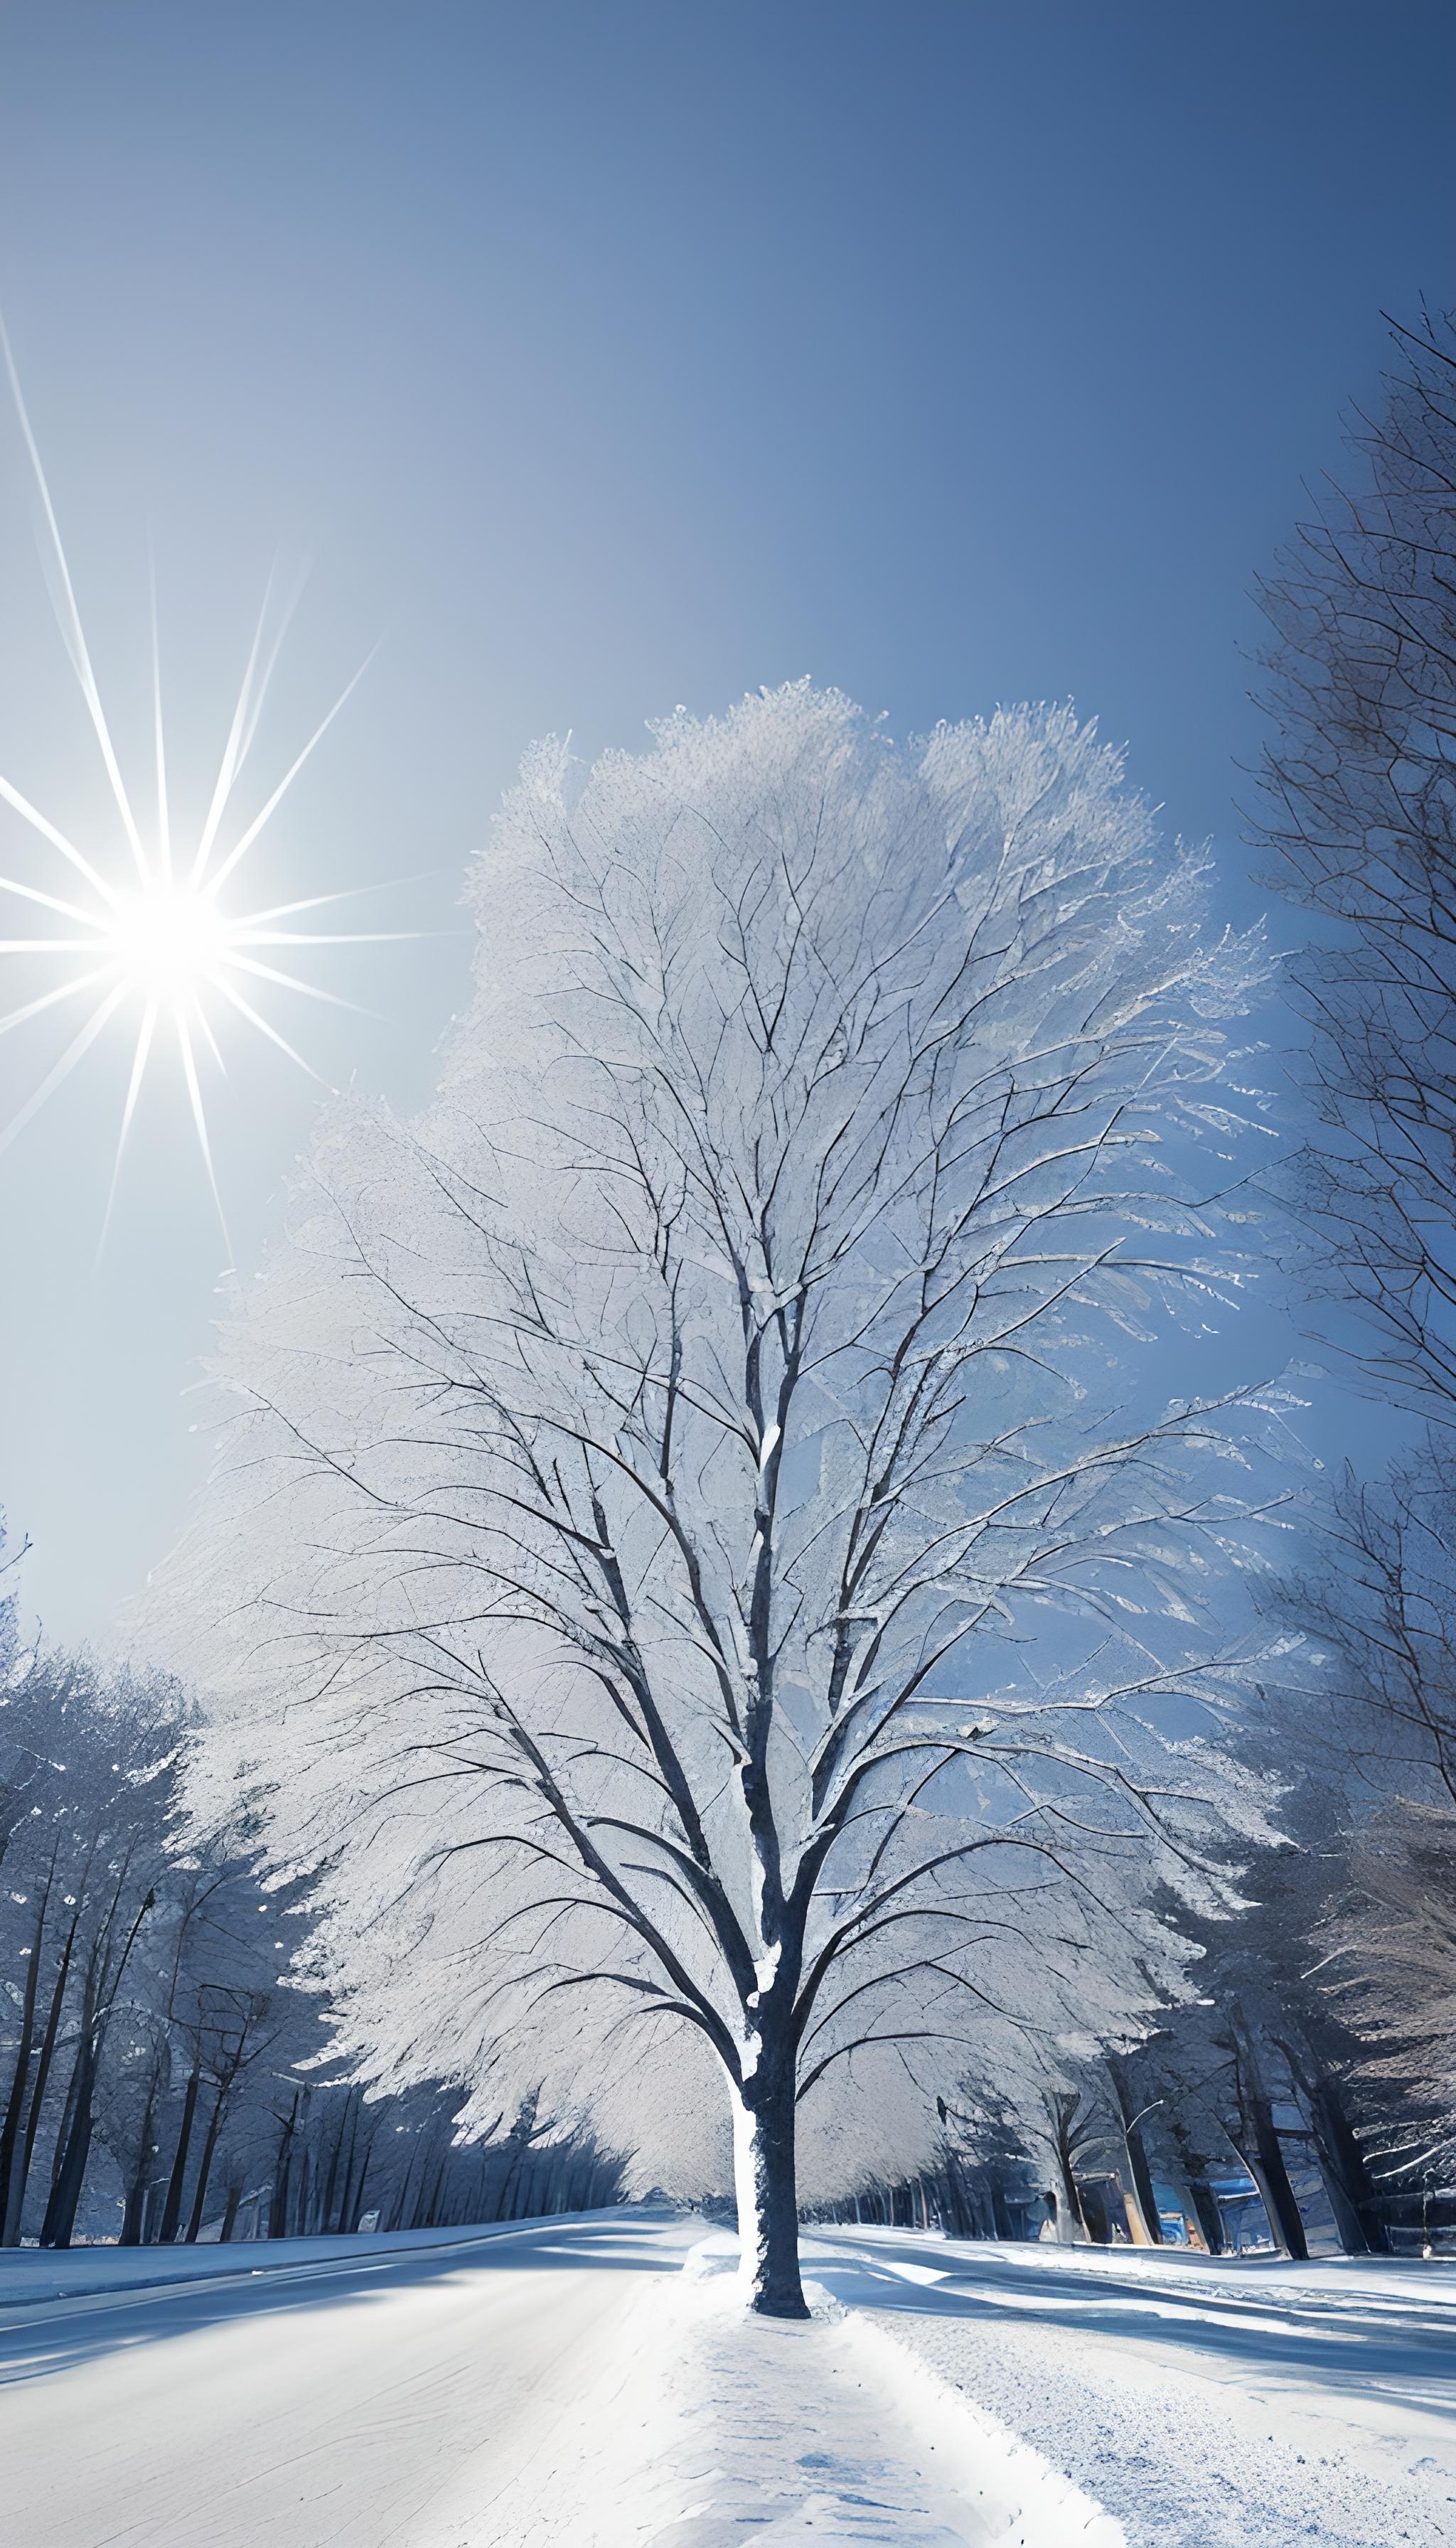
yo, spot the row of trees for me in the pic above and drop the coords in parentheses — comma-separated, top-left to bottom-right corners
(1250, 306, 1456, 2207)
(0, 1620, 622, 2247)
(843, 306, 1456, 2266)
(851, 1775, 1423, 2261)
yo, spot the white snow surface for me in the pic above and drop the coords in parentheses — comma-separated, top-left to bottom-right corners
(803, 2225, 1456, 2548)
(0, 2210, 1452, 2545)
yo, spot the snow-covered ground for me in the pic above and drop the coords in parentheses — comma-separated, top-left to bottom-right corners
(0, 2210, 1452, 2545)
(801, 2225, 1456, 2548)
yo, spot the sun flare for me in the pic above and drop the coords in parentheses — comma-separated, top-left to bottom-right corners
(104, 882, 231, 1002)
(0, 321, 409, 1236)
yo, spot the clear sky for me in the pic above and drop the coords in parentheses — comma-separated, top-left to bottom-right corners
(0, 1, 1452, 1645)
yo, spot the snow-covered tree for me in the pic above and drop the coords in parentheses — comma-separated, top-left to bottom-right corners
(1264, 1455, 1456, 2204)
(1253, 306, 1456, 1422)
(0, 1649, 179, 2245)
(166, 685, 1283, 2313)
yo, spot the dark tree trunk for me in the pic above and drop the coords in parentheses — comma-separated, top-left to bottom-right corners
(14, 1942, 67, 2233)
(119, 2054, 166, 2247)
(1243, 2095, 1309, 2261)
(336, 2122, 363, 2234)
(735, 2030, 808, 2318)
(41, 2045, 97, 2249)
(1167, 2118, 1224, 2254)
(269, 2100, 299, 2240)
(119, 2177, 147, 2246)
(320, 2091, 354, 2235)
(185, 2084, 230, 2243)
(220, 2181, 243, 2243)
(1184, 2172, 1226, 2256)
(159, 2061, 202, 2244)
(1310, 2082, 1388, 2256)
(0, 1880, 49, 2244)
(43, 1885, 154, 2250)
(344, 2131, 377, 2234)
(294, 2139, 313, 2237)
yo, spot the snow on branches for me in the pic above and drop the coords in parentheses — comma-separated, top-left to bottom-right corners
(161, 685, 1288, 2311)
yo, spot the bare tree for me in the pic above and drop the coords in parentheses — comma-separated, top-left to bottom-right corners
(1253, 319, 1456, 2195)
(1253, 306, 1456, 1420)
(170, 687, 1280, 2313)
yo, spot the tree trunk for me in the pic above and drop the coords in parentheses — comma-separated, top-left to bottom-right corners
(41, 2045, 96, 2250)
(1310, 2082, 1388, 2256)
(1183, 2170, 1226, 2256)
(1167, 2119, 1224, 2255)
(1243, 2095, 1309, 2261)
(0, 1885, 48, 2243)
(1120, 2126, 1162, 2244)
(1106, 2058, 1162, 2244)
(119, 2060, 164, 2247)
(269, 2101, 298, 2239)
(185, 2084, 230, 2243)
(13, 1923, 77, 2241)
(159, 2061, 202, 2244)
(119, 2151, 154, 2247)
(345, 2132, 377, 2234)
(1051, 2147, 1087, 2244)
(319, 2091, 353, 2235)
(220, 2180, 243, 2242)
(732, 2040, 808, 2318)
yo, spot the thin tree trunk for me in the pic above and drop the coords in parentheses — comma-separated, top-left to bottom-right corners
(43, 1883, 154, 2249)
(1242, 2095, 1309, 2261)
(41, 2041, 97, 2249)
(0, 1878, 50, 2242)
(345, 2129, 377, 2234)
(119, 2067, 162, 2246)
(1106, 2059, 1162, 2244)
(158, 2060, 202, 2244)
(1310, 2082, 1388, 2256)
(268, 2100, 298, 2240)
(184, 2083, 230, 2242)
(1167, 2118, 1224, 2255)
(319, 2092, 352, 2235)
(1183, 2170, 1225, 2255)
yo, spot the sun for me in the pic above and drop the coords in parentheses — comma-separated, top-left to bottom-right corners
(0, 319, 410, 1236)
(104, 882, 231, 1002)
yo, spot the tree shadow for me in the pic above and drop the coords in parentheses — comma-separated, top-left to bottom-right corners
(801, 2227, 1456, 2406)
(0, 2207, 690, 2385)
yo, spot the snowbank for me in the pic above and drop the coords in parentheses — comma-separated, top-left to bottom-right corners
(798, 2226, 1456, 2548)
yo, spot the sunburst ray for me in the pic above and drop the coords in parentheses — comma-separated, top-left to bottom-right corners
(203, 649, 378, 895)
(0, 328, 419, 1233)
(0, 316, 148, 884)
(99, 995, 160, 1252)
(0, 983, 129, 1158)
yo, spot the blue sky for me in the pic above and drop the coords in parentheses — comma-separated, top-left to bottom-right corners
(0, 1, 1452, 1642)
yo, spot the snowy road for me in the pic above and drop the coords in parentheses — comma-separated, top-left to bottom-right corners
(2, 2214, 1454, 2546)
(0, 2215, 702, 2548)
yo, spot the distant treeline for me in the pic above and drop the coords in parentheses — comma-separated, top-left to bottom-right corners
(0, 1637, 623, 2249)
(815, 1732, 1456, 2262)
